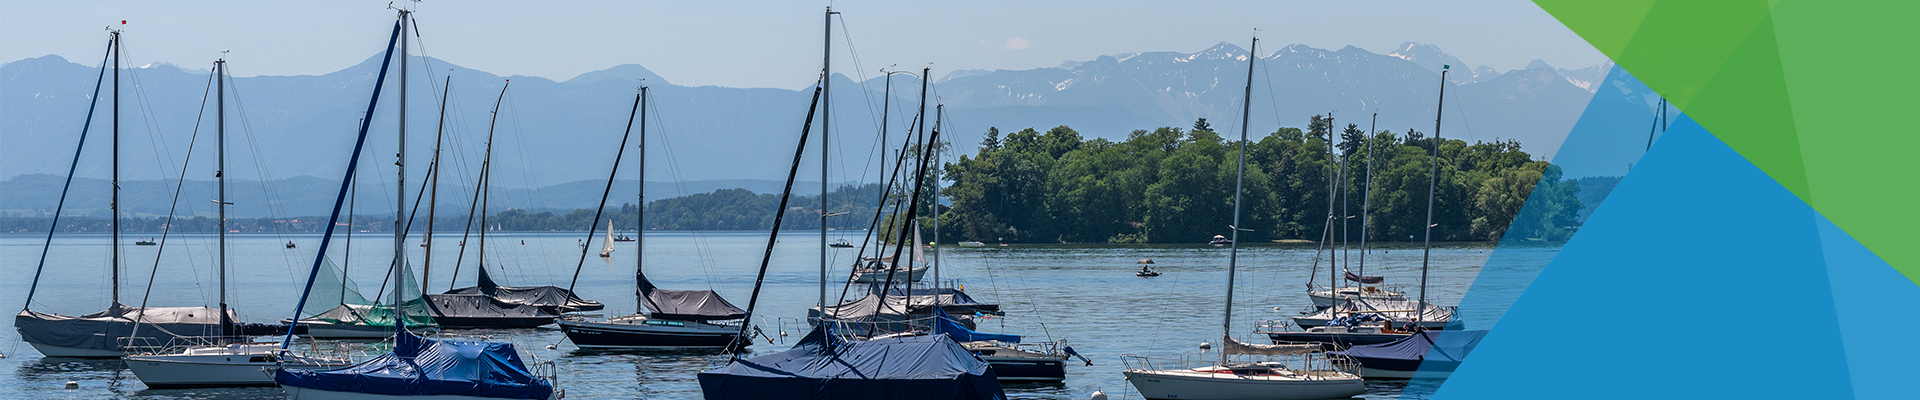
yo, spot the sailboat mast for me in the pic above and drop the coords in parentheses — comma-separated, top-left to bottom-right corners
(110, 29, 122, 306)
(393, 10, 410, 331)
(637, 85, 648, 313)
(1326, 112, 1336, 301)
(424, 75, 449, 293)
(477, 82, 507, 281)
(1359, 112, 1376, 281)
(932, 104, 943, 299)
(1222, 36, 1256, 365)
(216, 58, 231, 338)
(819, 6, 836, 313)
(1418, 67, 1448, 327)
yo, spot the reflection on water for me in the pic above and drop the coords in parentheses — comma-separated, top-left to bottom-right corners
(1, 232, 1533, 399)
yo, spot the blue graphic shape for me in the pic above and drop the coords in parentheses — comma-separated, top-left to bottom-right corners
(1819, 217, 1920, 398)
(1431, 116, 1854, 399)
(1446, 65, 1666, 335)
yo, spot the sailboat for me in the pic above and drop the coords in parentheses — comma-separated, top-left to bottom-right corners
(848, 222, 930, 283)
(275, 10, 558, 399)
(559, 86, 751, 349)
(1122, 36, 1365, 400)
(14, 28, 235, 359)
(598, 219, 616, 258)
(702, 9, 1005, 399)
(422, 81, 599, 329)
(123, 57, 349, 388)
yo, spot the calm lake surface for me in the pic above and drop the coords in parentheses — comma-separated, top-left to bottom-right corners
(0, 231, 1541, 399)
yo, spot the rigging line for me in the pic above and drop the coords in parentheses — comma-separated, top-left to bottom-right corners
(567, 88, 642, 292)
(220, 66, 303, 280)
(503, 90, 552, 281)
(728, 81, 825, 361)
(1258, 52, 1286, 129)
(647, 94, 726, 291)
(22, 36, 114, 311)
(130, 64, 214, 338)
(116, 41, 185, 190)
(831, 14, 888, 144)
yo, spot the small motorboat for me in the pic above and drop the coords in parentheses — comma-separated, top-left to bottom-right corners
(285, 241, 297, 249)
(1208, 234, 1232, 246)
(135, 237, 158, 246)
(828, 239, 854, 248)
(1135, 258, 1160, 277)
(958, 241, 986, 247)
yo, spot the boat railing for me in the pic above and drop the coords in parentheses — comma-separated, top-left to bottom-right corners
(1119, 354, 1155, 371)
(118, 335, 236, 355)
(1251, 319, 1298, 333)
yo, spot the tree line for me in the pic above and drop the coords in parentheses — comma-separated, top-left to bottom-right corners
(935, 118, 1583, 244)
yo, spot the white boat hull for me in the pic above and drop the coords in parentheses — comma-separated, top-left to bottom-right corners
(851, 266, 928, 283)
(287, 386, 557, 400)
(1307, 289, 1406, 308)
(1124, 369, 1365, 400)
(27, 342, 125, 358)
(125, 345, 350, 388)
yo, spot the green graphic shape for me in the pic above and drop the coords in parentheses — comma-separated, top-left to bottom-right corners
(1534, 0, 1920, 282)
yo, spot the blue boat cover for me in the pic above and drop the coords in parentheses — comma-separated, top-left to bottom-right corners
(934, 308, 1020, 344)
(275, 331, 554, 399)
(698, 324, 1006, 400)
(1332, 330, 1487, 362)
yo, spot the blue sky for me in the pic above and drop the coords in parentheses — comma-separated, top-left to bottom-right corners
(2, 0, 1603, 89)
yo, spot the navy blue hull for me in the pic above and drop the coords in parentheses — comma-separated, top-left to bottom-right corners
(560, 321, 738, 348)
(984, 358, 1065, 381)
(1267, 332, 1408, 347)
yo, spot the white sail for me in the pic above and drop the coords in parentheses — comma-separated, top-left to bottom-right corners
(911, 222, 926, 264)
(600, 219, 616, 256)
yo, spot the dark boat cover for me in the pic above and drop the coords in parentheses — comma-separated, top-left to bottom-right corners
(275, 330, 554, 399)
(300, 302, 438, 328)
(1332, 330, 1487, 363)
(445, 266, 603, 312)
(1344, 270, 1385, 284)
(424, 293, 559, 320)
(15, 304, 236, 351)
(637, 274, 746, 321)
(697, 325, 1006, 400)
(933, 308, 1020, 344)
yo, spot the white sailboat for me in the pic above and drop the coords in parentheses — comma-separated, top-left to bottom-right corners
(123, 58, 348, 388)
(1122, 36, 1364, 400)
(599, 219, 616, 258)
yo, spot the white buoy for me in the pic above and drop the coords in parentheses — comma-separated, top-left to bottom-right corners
(780, 330, 789, 337)
(545, 344, 558, 350)
(1090, 389, 1108, 400)
(1198, 341, 1212, 350)
(64, 381, 78, 389)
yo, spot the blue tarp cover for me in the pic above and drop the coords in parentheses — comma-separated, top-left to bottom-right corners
(275, 331, 554, 399)
(1332, 330, 1487, 362)
(698, 325, 1006, 400)
(934, 308, 1020, 344)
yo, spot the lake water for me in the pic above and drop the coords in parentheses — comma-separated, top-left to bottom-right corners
(0, 231, 1531, 399)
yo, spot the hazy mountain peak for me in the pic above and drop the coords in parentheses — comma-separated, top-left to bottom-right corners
(1191, 42, 1249, 60)
(1525, 59, 1552, 70)
(1386, 42, 1466, 75)
(563, 64, 668, 86)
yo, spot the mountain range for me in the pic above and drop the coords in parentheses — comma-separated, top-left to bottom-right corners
(2, 41, 1608, 193)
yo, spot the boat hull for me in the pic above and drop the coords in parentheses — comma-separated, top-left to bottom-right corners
(1292, 317, 1446, 330)
(286, 386, 556, 400)
(851, 266, 927, 283)
(983, 357, 1066, 382)
(27, 342, 125, 358)
(1338, 357, 1460, 380)
(432, 316, 557, 329)
(126, 354, 343, 388)
(1307, 289, 1406, 308)
(1266, 332, 1408, 347)
(1123, 369, 1365, 400)
(559, 319, 738, 349)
